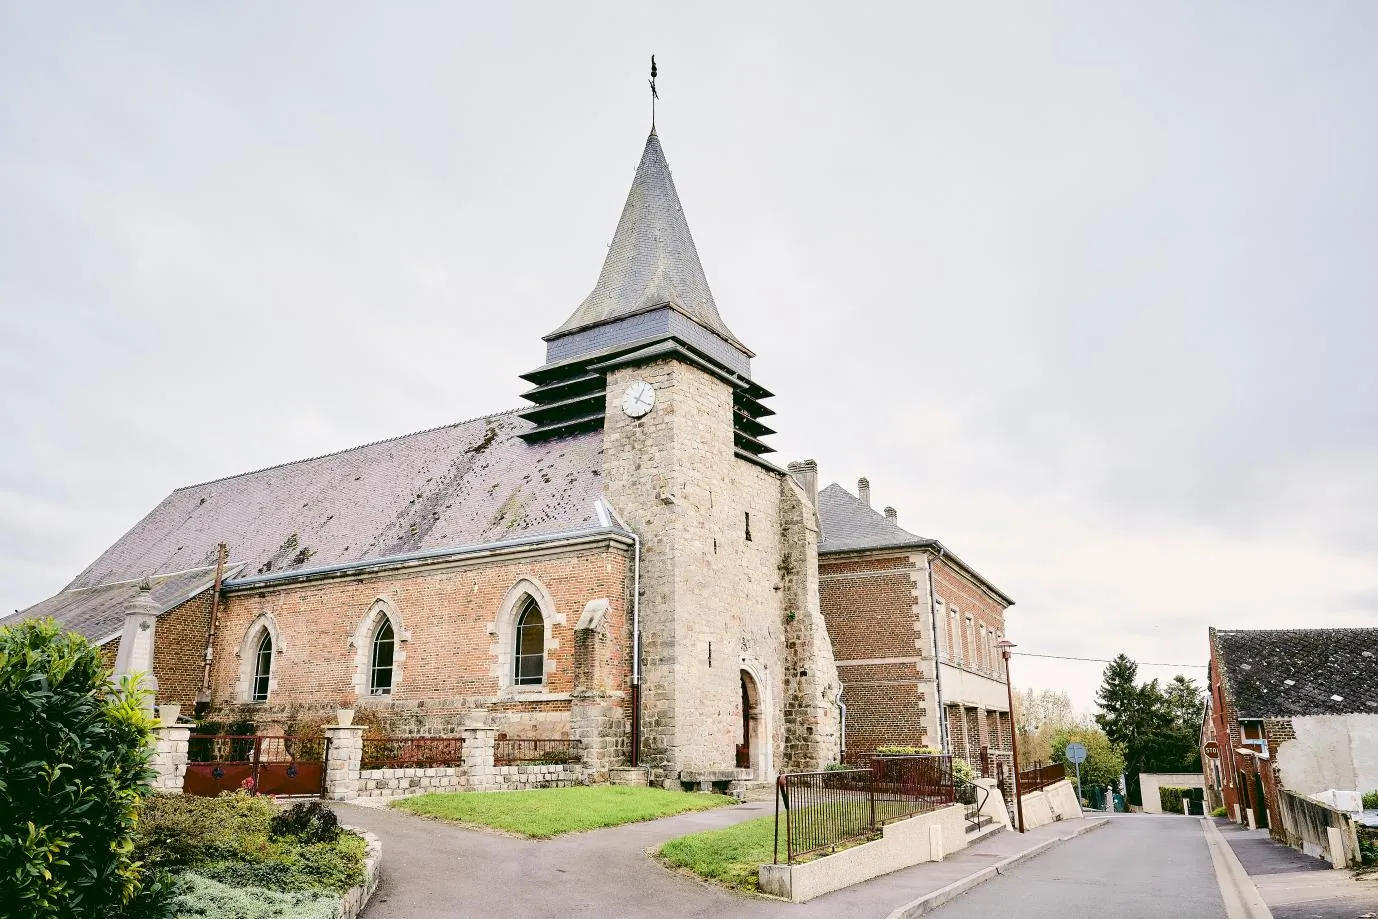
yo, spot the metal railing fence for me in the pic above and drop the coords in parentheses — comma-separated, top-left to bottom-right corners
(361, 736, 464, 770)
(492, 737, 582, 766)
(773, 755, 956, 864)
(1017, 761, 1066, 793)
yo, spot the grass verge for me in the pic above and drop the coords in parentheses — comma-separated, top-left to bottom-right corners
(657, 813, 777, 892)
(393, 785, 736, 838)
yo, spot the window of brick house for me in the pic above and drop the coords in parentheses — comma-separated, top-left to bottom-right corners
(251, 632, 272, 702)
(514, 598, 545, 686)
(369, 619, 395, 696)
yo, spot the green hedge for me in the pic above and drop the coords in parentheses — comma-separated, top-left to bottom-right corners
(0, 617, 168, 918)
(1159, 785, 1205, 815)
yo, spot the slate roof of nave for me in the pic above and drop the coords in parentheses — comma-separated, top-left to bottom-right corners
(10, 411, 608, 639)
(547, 131, 745, 350)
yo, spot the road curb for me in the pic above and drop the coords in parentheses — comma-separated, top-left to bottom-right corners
(885, 817, 1111, 918)
(1201, 817, 1274, 919)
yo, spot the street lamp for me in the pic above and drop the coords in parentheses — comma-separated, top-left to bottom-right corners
(997, 639, 1025, 833)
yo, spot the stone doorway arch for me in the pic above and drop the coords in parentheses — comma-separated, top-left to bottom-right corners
(738, 669, 763, 776)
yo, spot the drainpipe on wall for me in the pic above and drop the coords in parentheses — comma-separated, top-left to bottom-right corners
(835, 687, 846, 763)
(197, 543, 228, 716)
(602, 501, 642, 768)
(924, 546, 950, 753)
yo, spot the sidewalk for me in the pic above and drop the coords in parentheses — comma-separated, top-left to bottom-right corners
(798, 815, 1109, 918)
(1211, 818, 1378, 919)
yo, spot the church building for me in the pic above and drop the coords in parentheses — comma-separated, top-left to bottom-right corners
(9, 122, 1014, 787)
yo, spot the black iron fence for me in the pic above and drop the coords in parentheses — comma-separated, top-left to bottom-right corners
(773, 755, 955, 864)
(493, 737, 582, 766)
(1018, 762, 1066, 793)
(361, 736, 465, 771)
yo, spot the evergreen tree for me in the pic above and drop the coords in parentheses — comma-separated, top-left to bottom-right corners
(1094, 656, 1206, 804)
(1094, 653, 1139, 749)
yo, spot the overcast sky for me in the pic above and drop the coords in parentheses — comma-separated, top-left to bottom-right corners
(3, 2, 1375, 710)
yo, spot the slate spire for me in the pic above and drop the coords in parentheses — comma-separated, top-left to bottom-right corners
(547, 132, 743, 349)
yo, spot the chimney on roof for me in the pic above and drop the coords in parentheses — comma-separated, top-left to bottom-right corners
(787, 459, 819, 506)
(884, 506, 897, 523)
(858, 477, 871, 506)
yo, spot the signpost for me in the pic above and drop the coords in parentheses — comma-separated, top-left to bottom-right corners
(1066, 741, 1088, 804)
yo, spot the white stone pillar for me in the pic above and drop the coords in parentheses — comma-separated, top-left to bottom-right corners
(113, 580, 160, 713)
(324, 725, 365, 801)
(150, 726, 191, 792)
(461, 724, 497, 790)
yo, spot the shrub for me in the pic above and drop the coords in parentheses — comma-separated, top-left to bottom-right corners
(1363, 790, 1378, 811)
(271, 801, 341, 844)
(875, 745, 941, 755)
(0, 617, 165, 918)
(134, 795, 365, 894)
(170, 873, 339, 919)
(136, 792, 276, 870)
(1212, 806, 1227, 817)
(952, 758, 976, 785)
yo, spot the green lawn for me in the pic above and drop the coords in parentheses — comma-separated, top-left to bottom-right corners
(657, 813, 777, 892)
(392, 785, 736, 838)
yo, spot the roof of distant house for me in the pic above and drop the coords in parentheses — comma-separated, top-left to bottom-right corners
(7, 410, 612, 641)
(1212, 627, 1378, 718)
(815, 482, 1014, 606)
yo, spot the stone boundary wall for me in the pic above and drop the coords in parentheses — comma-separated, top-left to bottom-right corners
(358, 767, 466, 801)
(1276, 789, 1359, 867)
(337, 826, 381, 919)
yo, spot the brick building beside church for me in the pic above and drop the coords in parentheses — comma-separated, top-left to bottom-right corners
(8, 122, 1016, 787)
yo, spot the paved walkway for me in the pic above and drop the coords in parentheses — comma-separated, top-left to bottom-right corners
(1213, 818, 1378, 919)
(333, 800, 1107, 919)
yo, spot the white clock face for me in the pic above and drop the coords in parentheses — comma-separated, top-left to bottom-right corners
(621, 380, 656, 418)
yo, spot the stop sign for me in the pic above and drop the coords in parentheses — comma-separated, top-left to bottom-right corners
(1203, 740, 1220, 759)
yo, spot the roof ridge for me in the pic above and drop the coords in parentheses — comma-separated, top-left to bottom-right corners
(174, 407, 527, 492)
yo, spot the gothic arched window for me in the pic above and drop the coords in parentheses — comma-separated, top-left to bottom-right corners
(251, 631, 273, 702)
(513, 598, 545, 686)
(369, 619, 395, 696)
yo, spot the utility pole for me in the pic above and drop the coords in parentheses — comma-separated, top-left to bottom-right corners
(997, 639, 1025, 833)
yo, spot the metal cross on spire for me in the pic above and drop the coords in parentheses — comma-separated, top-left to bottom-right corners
(649, 55, 659, 131)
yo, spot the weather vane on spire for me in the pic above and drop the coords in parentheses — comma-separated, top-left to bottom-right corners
(649, 55, 659, 131)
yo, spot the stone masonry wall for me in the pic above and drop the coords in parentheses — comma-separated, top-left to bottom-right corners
(206, 543, 630, 746)
(602, 357, 834, 778)
(778, 475, 841, 770)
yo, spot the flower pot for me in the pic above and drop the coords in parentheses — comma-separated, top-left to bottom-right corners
(336, 708, 355, 727)
(158, 704, 181, 727)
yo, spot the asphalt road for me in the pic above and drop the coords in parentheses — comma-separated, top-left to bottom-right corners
(930, 813, 1228, 919)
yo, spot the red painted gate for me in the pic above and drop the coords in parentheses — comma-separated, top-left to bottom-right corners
(185, 734, 326, 798)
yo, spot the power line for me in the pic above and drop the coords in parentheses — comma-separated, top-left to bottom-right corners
(1012, 651, 1207, 668)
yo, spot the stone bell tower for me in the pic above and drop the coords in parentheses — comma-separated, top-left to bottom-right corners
(518, 128, 839, 782)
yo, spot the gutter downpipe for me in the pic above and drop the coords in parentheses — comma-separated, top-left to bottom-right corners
(925, 546, 950, 753)
(197, 543, 228, 713)
(603, 501, 642, 768)
(835, 688, 847, 763)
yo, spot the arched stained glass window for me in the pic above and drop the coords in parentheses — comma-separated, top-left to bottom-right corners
(252, 631, 273, 702)
(370, 619, 395, 696)
(513, 598, 544, 686)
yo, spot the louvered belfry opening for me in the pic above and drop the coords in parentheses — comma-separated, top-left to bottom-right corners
(517, 130, 775, 460)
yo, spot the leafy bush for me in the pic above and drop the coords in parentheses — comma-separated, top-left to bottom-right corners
(1363, 790, 1378, 811)
(0, 617, 165, 918)
(271, 801, 340, 844)
(952, 758, 976, 785)
(875, 745, 941, 755)
(1212, 806, 1228, 817)
(170, 873, 339, 919)
(134, 794, 365, 894)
